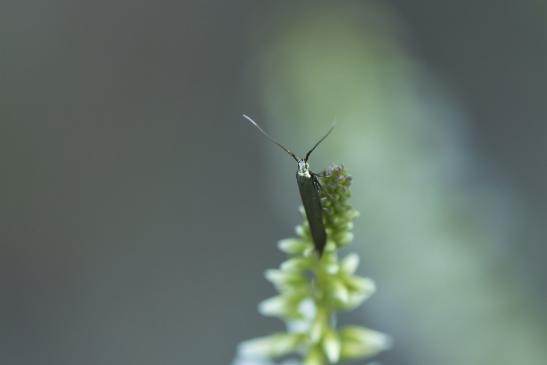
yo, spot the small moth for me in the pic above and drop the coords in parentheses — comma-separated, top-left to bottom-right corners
(243, 114, 334, 257)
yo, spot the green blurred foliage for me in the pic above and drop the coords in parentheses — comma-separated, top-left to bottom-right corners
(251, 3, 546, 365)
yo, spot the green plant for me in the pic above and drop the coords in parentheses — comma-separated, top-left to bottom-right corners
(236, 165, 390, 365)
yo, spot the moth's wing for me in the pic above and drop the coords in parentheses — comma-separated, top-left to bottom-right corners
(296, 174, 327, 256)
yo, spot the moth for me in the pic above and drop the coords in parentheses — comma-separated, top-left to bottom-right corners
(243, 114, 334, 256)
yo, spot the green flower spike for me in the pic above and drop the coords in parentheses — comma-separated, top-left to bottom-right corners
(237, 165, 391, 365)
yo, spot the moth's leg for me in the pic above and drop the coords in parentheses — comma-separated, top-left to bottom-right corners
(312, 175, 323, 191)
(313, 170, 332, 178)
(312, 174, 334, 200)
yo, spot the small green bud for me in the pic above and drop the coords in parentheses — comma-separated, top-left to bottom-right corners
(309, 308, 329, 343)
(304, 346, 325, 365)
(340, 253, 359, 275)
(344, 276, 375, 296)
(339, 326, 392, 360)
(322, 329, 341, 363)
(278, 238, 308, 255)
(331, 279, 350, 305)
(265, 269, 306, 290)
(238, 332, 304, 358)
(281, 257, 313, 272)
(258, 295, 291, 317)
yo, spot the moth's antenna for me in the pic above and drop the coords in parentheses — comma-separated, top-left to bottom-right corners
(243, 114, 299, 162)
(304, 123, 335, 162)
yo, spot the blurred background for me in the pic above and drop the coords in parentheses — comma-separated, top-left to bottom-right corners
(1, 1, 546, 365)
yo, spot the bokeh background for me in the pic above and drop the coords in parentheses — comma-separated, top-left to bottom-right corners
(2, 1, 546, 365)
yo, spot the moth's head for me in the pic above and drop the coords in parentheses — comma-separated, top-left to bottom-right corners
(297, 159, 311, 177)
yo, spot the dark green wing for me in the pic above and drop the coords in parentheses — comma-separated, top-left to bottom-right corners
(296, 174, 326, 256)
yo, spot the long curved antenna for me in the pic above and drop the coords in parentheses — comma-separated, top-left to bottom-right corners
(243, 114, 299, 162)
(304, 123, 335, 162)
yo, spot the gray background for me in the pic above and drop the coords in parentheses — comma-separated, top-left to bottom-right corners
(2, 1, 546, 365)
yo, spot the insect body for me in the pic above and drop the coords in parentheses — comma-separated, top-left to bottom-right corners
(296, 160, 327, 256)
(243, 114, 334, 256)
